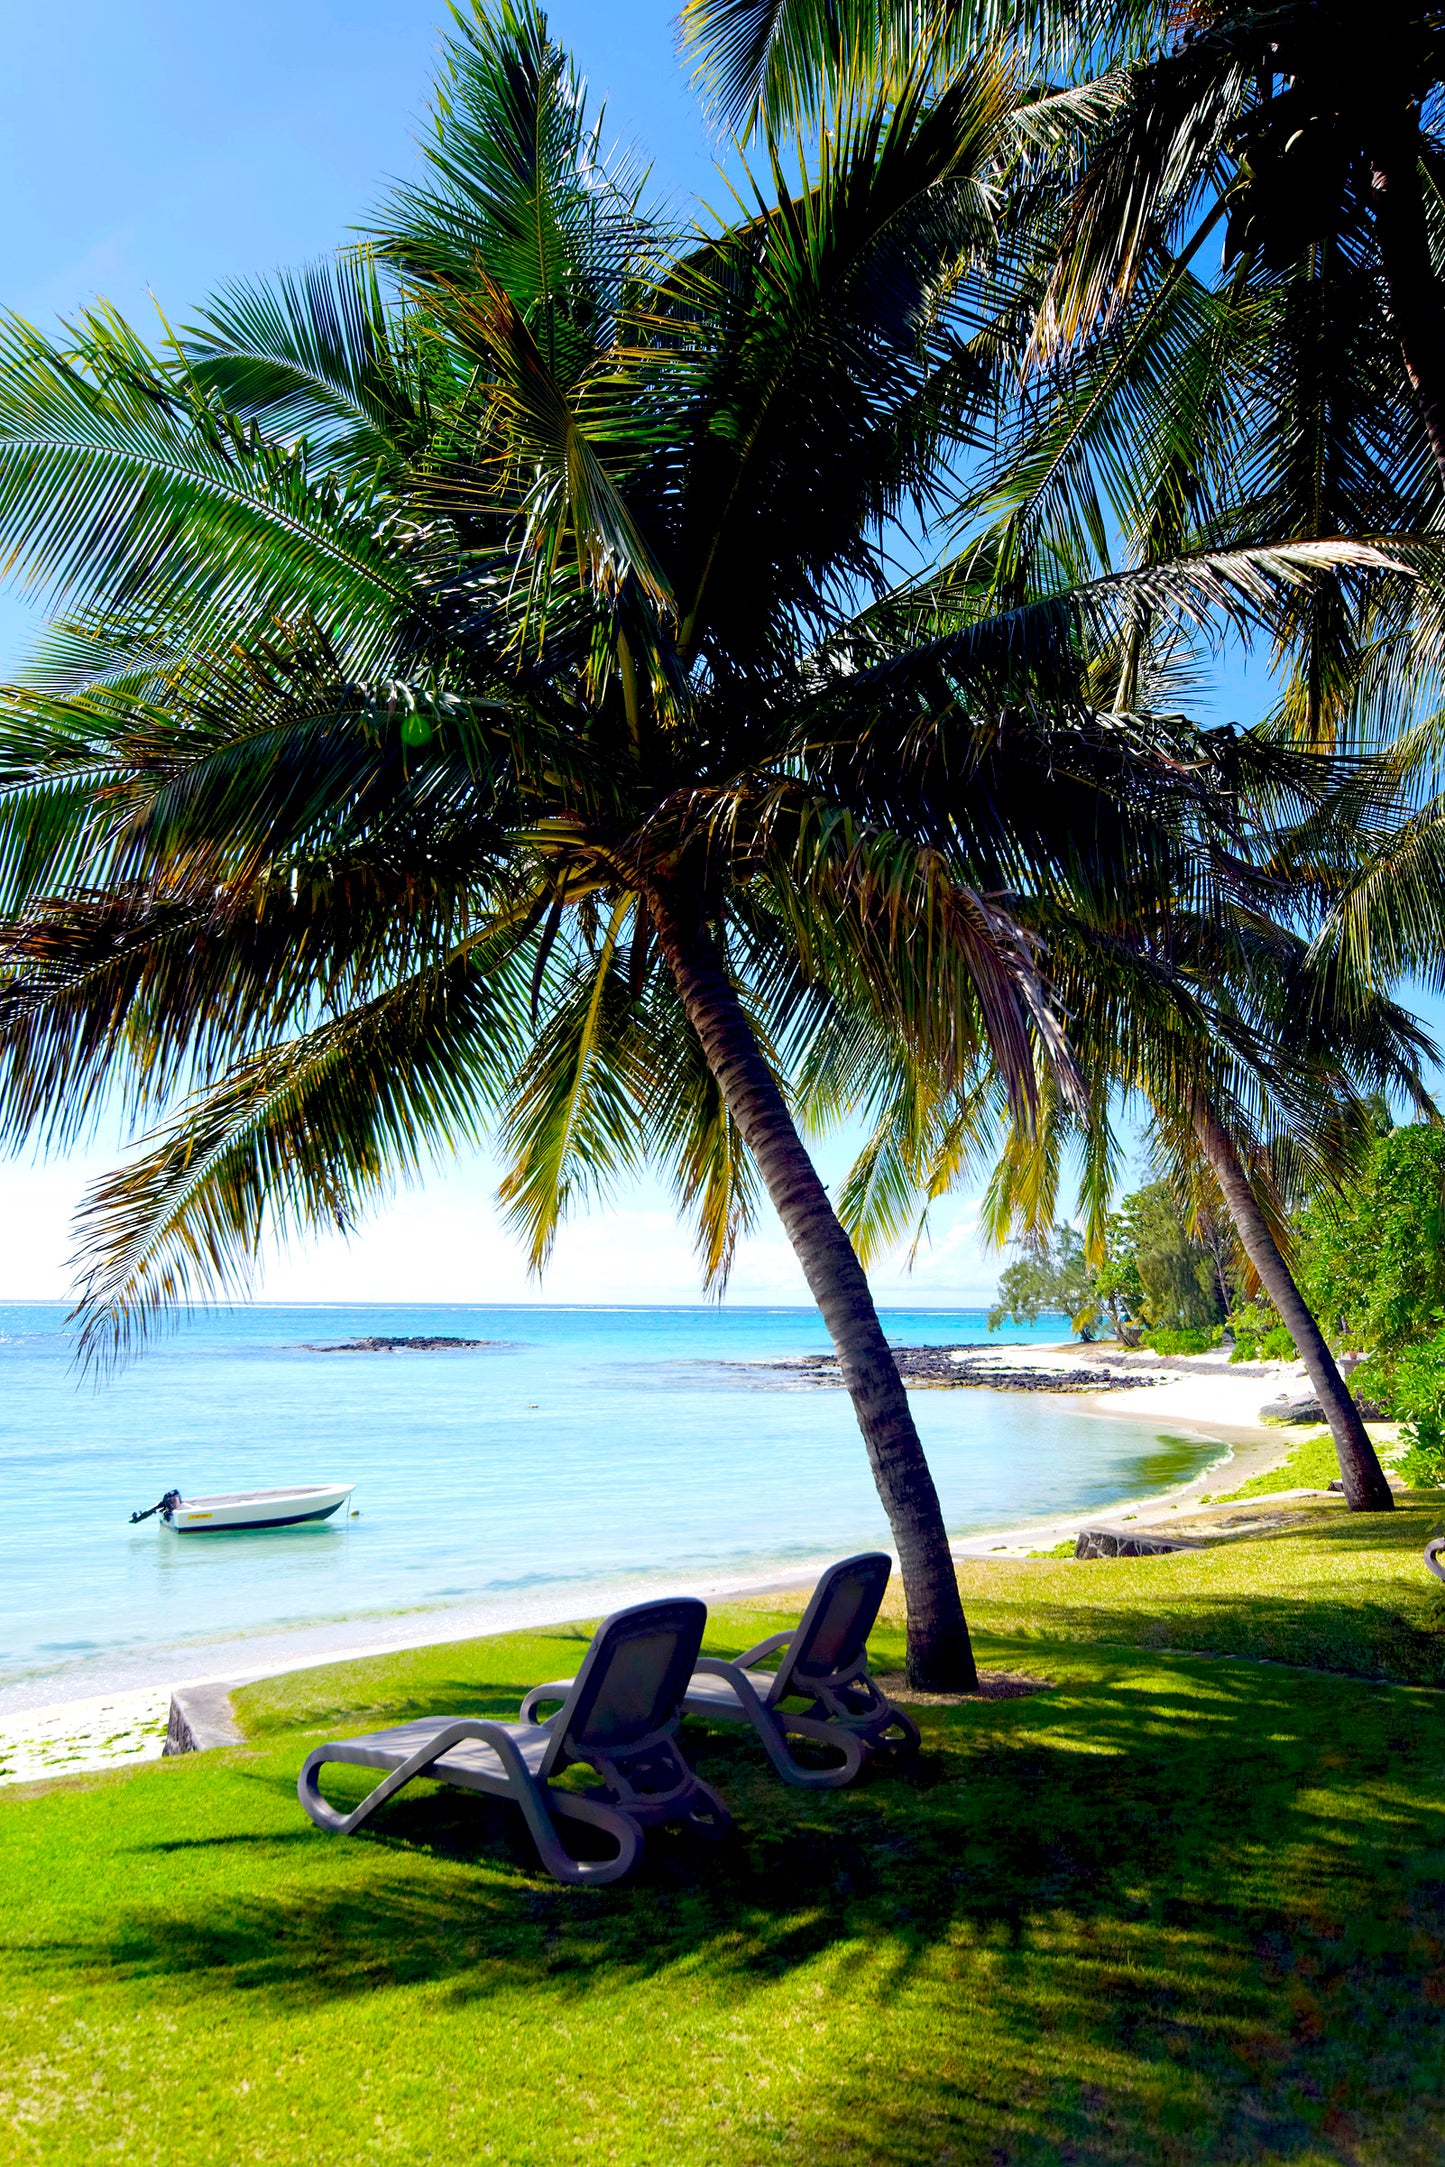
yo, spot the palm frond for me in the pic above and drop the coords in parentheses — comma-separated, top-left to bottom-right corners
(496, 898, 649, 1270)
(378, 0, 657, 385)
(181, 254, 424, 472)
(0, 306, 413, 671)
(69, 934, 533, 1370)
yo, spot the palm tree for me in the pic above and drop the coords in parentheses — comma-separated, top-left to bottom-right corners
(684, 4, 1445, 1500)
(683, 3, 1445, 487)
(782, 587, 1427, 1510)
(0, 2, 1409, 1676)
(1028, 0, 1445, 491)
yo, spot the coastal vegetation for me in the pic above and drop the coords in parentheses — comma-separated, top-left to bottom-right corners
(993, 1114, 1445, 1482)
(989, 1182, 1239, 1343)
(9, 7, 1445, 2157)
(6, 1503, 1445, 2164)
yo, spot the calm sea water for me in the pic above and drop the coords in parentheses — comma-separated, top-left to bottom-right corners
(0, 1303, 1227, 1705)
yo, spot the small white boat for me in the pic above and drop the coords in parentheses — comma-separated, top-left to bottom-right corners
(130, 1484, 354, 1532)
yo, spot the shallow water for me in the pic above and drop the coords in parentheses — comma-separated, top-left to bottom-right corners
(0, 1302, 1228, 1703)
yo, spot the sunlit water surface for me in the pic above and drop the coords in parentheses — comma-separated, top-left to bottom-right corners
(0, 1303, 1228, 1702)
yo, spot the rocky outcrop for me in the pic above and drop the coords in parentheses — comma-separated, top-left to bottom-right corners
(905, 1352, 1158, 1392)
(1259, 1393, 1382, 1425)
(762, 1346, 1160, 1392)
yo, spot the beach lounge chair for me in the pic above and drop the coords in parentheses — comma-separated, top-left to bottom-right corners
(297, 1596, 730, 1885)
(1426, 1537, 1445, 1584)
(522, 1553, 920, 1790)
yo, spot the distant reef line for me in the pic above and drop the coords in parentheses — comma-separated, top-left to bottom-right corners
(299, 1335, 524, 1353)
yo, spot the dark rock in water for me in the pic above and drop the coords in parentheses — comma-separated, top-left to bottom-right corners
(1075, 1526, 1203, 1559)
(1259, 1393, 1382, 1425)
(304, 1335, 517, 1353)
(762, 1344, 1158, 1393)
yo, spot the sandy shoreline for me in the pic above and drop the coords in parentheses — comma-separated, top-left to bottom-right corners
(0, 1344, 1323, 1782)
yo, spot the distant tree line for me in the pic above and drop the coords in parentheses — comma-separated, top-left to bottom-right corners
(991, 1120, 1445, 1475)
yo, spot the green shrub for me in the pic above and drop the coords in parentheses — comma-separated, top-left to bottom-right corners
(1227, 1299, 1297, 1363)
(1298, 1123, 1445, 1358)
(1141, 1324, 1223, 1356)
(1398, 1415, 1445, 1489)
(1355, 1328, 1445, 1449)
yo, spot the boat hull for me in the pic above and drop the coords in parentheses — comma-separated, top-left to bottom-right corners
(163, 1484, 354, 1532)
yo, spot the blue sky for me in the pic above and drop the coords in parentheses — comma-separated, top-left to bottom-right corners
(0, 4, 1428, 1307)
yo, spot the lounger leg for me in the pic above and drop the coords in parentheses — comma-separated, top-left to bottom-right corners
(769, 1712, 866, 1788)
(299, 1722, 643, 1886)
(678, 1772, 734, 1838)
(541, 1791, 643, 1884)
(867, 1705, 921, 1759)
(731, 1698, 863, 1788)
(691, 1659, 865, 1788)
(298, 1729, 481, 1838)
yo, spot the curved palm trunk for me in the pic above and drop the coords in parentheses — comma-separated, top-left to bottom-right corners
(647, 881, 978, 1689)
(1193, 1100, 1393, 1512)
(1370, 119, 1445, 491)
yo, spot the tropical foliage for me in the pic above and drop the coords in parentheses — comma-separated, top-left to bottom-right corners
(1295, 1122, 1445, 1457)
(989, 1180, 1241, 1345)
(987, 1224, 1098, 1337)
(1300, 1120, 1445, 1355)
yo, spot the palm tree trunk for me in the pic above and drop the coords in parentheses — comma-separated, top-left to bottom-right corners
(1370, 120, 1445, 492)
(1192, 1099, 1393, 1512)
(647, 879, 978, 1689)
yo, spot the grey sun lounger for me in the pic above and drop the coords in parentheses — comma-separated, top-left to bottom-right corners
(522, 1553, 920, 1791)
(1426, 1538, 1445, 1584)
(297, 1596, 730, 1885)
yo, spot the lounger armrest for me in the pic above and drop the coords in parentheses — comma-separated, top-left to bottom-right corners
(692, 1654, 779, 1715)
(518, 1680, 573, 1724)
(689, 1657, 864, 1786)
(731, 1629, 794, 1671)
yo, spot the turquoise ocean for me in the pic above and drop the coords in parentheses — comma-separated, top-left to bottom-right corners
(0, 1303, 1228, 1710)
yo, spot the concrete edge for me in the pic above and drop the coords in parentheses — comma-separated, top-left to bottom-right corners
(163, 1681, 244, 1755)
(1075, 1525, 1207, 1560)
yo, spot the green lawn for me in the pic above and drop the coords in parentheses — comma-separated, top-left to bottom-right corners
(5, 1503, 1445, 2164)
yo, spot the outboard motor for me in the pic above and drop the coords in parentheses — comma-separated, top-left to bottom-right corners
(130, 1488, 182, 1525)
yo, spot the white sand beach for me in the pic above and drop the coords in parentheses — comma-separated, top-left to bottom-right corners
(0, 1344, 1335, 1787)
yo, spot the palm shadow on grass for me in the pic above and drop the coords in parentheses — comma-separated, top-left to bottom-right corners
(991, 1585, 1445, 1684)
(28, 1650, 1445, 2161)
(953, 1511, 1445, 1687)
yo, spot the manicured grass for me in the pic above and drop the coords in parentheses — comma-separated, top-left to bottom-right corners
(4, 1505, 1445, 2164)
(1204, 1427, 1384, 1503)
(938, 1494, 1445, 1686)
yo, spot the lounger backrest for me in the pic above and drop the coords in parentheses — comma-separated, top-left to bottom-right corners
(771, 1552, 892, 1700)
(547, 1596, 708, 1769)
